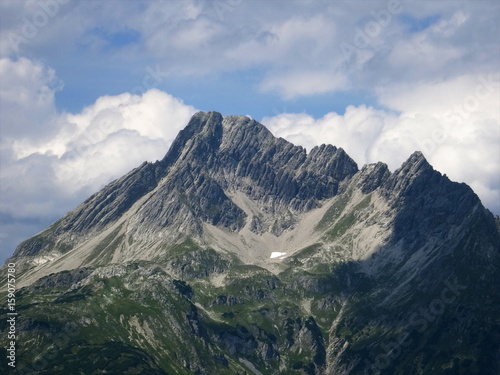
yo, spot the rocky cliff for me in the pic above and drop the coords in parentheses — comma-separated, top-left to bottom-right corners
(1, 111, 499, 375)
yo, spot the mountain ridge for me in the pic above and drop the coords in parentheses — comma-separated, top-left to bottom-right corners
(2, 111, 499, 375)
(8, 111, 498, 282)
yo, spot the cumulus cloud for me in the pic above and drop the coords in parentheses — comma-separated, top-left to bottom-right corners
(262, 74, 500, 215)
(376, 74, 499, 117)
(8, 88, 197, 194)
(0, 57, 197, 261)
(52, 89, 197, 193)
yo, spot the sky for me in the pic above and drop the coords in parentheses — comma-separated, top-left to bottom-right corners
(0, 0, 499, 263)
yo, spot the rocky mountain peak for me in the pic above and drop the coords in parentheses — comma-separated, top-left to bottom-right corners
(159, 111, 224, 168)
(12, 111, 492, 266)
(382, 150, 436, 198)
(3, 111, 500, 375)
(159, 112, 358, 211)
(397, 150, 432, 174)
(357, 161, 390, 193)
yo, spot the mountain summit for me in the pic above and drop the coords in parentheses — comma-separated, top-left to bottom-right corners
(11, 111, 360, 271)
(2, 111, 500, 374)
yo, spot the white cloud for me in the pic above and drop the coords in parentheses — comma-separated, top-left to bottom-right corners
(171, 17, 222, 49)
(51, 89, 197, 193)
(0, 57, 197, 261)
(262, 74, 500, 215)
(2, 1, 497, 99)
(431, 10, 468, 37)
(12, 88, 197, 195)
(376, 74, 499, 117)
(262, 106, 395, 167)
(387, 34, 463, 73)
(226, 14, 337, 65)
(374, 74, 500, 211)
(0, 57, 61, 140)
(260, 70, 348, 99)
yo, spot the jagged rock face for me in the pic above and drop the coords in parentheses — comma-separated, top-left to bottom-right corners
(2, 111, 500, 375)
(141, 112, 358, 229)
(13, 111, 359, 259)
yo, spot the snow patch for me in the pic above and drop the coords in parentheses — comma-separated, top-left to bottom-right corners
(270, 252, 287, 259)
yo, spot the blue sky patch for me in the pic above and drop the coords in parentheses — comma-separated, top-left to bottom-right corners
(399, 13, 441, 33)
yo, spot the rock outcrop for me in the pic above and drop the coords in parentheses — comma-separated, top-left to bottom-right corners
(2, 111, 499, 375)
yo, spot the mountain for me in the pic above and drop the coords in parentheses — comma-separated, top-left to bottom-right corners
(1, 111, 499, 375)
